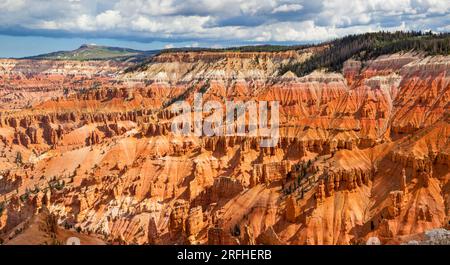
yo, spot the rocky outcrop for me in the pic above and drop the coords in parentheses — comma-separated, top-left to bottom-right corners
(123, 50, 314, 83)
(0, 51, 448, 245)
(0, 59, 130, 77)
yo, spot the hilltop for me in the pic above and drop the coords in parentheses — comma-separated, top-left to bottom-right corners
(24, 44, 159, 62)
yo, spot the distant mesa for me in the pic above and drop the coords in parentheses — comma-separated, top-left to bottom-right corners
(23, 44, 159, 63)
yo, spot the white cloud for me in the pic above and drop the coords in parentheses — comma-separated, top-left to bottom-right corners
(0, 0, 26, 12)
(131, 16, 162, 32)
(272, 4, 303, 13)
(0, 0, 448, 44)
(96, 10, 122, 29)
(76, 14, 95, 31)
(437, 24, 450, 31)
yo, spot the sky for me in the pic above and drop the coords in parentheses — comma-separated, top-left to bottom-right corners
(0, 0, 449, 58)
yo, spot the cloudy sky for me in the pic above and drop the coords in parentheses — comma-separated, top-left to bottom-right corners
(0, 0, 449, 57)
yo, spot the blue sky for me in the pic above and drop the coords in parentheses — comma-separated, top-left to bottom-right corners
(1, 0, 449, 58)
(0, 35, 197, 58)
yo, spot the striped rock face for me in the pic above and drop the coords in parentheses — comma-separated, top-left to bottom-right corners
(0, 51, 449, 245)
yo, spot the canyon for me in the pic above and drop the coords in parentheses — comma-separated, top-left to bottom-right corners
(0, 47, 448, 245)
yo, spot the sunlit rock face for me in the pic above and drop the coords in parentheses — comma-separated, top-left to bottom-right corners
(0, 51, 448, 245)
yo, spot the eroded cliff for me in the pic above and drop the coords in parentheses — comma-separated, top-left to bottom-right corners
(0, 50, 448, 245)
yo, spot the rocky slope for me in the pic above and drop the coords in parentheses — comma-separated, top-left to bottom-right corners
(0, 49, 448, 245)
(0, 59, 131, 110)
(0, 58, 130, 76)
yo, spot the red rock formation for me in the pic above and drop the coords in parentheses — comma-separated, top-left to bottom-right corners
(0, 51, 448, 245)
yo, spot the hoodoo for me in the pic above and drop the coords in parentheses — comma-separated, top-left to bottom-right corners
(0, 32, 449, 245)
